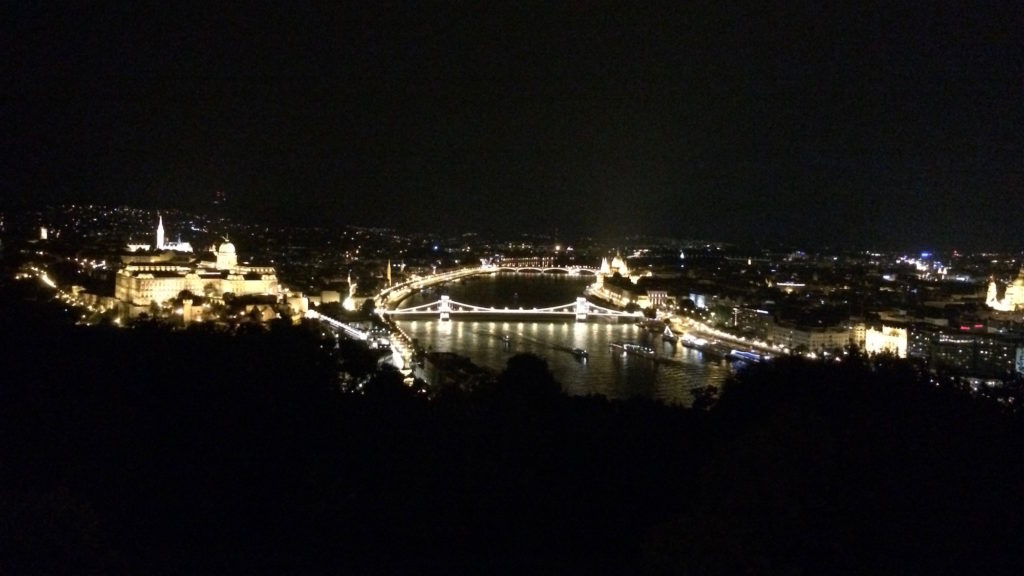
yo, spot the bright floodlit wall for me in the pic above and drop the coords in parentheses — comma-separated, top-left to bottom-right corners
(865, 325, 909, 358)
(770, 322, 853, 352)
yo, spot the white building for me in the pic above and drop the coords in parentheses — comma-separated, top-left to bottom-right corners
(771, 322, 853, 353)
(865, 324, 908, 358)
(986, 268, 1024, 312)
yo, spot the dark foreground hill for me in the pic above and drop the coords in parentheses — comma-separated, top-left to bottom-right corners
(2, 293, 1023, 574)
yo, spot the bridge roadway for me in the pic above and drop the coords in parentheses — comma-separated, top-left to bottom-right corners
(306, 310, 413, 372)
(306, 310, 370, 340)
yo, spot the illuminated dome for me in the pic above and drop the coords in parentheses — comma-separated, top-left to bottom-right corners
(215, 241, 239, 270)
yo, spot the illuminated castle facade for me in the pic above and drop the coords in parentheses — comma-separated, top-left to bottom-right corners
(116, 218, 279, 314)
(986, 268, 1024, 312)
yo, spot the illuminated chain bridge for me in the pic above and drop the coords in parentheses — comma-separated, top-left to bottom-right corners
(375, 264, 600, 309)
(383, 295, 641, 321)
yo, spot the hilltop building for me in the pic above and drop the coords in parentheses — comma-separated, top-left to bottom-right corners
(115, 218, 279, 316)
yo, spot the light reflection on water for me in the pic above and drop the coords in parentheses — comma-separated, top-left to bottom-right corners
(399, 319, 731, 405)
(394, 273, 732, 406)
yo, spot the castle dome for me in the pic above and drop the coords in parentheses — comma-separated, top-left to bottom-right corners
(219, 242, 236, 254)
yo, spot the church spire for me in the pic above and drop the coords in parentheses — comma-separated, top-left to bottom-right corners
(156, 214, 165, 250)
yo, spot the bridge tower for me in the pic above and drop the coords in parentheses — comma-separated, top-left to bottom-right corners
(575, 297, 589, 321)
(439, 295, 451, 321)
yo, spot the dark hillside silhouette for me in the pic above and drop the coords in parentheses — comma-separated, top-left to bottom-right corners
(2, 285, 1022, 574)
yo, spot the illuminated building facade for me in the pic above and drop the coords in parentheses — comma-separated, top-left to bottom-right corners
(599, 254, 631, 278)
(115, 219, 279, 315)
(931, 332, 1019, 377)
(986, 268, 1024, 312)
(770, 322, 852, 353)
(865, 325, 908, 358)
(908, 324, 939, 360)
(908, 323, 1023, 378)
(646, 290, 669, 308)
(731, 307, 772, 340)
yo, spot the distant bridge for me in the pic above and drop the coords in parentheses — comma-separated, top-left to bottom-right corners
(491, 266, 599, 275)
(376, 266, 482, 309)
(383, 295, 641, 321)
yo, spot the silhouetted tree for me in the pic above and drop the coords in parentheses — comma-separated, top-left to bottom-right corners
(691, 384, 719, 411)
(360, 298, 376, 317)
(647, 356, 1024, 575)
(363, 364, 411, 401)
(490, 353, 563, 410)
(4, 287, 1022, 575)
(336, 338, 379, 385)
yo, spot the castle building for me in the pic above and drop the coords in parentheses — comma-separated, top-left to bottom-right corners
(115, 219, 279, 316)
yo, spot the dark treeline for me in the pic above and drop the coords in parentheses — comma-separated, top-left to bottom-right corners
(2, 290, 1024, 574)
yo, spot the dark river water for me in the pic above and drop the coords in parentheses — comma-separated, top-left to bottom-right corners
(395, 272, 733, 406)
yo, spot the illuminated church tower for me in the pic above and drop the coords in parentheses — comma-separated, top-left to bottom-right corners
(156, 215, 165, 250)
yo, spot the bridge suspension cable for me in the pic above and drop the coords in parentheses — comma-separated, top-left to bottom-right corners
(383, 295, 640, 321)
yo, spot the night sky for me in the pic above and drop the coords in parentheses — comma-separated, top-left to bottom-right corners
(3, 2, 1021, 248)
